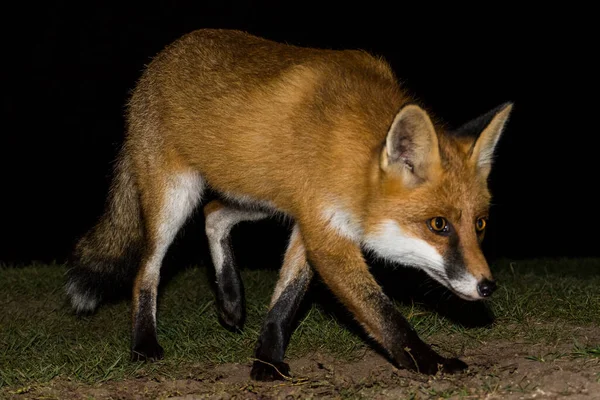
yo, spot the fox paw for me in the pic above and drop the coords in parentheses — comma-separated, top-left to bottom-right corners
(437, 357, 468, 374)
(131, 339, 164, 362)
(250, 360, 290, 381)
(417, 356, 467, 375)
(217, 298, 245, 332)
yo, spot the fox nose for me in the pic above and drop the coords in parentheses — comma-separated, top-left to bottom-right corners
(477, 279, 496, 298)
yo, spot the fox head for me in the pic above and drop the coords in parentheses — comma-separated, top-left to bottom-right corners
(364, 102, 512, 300)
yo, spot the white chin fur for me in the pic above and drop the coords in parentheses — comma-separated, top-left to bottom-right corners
(448, 273, 482, 301)
(363, 219, 482, 300)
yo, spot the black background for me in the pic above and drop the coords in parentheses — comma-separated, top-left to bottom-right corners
(2, 3, 597, 267)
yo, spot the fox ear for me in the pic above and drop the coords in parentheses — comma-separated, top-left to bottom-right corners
(381, 104, 441, 186)
(456, 103, 513, 178)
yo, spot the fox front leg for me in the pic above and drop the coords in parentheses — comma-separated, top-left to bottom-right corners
(251, 225, 313, 381)
(300, 220, 467, 375)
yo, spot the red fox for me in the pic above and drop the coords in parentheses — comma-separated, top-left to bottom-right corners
(66, 29, 512, 379)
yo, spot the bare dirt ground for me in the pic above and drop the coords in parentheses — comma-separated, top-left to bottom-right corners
(6, 331, 600, 400)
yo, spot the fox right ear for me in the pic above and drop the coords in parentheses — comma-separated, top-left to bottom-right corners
(381, 104, 441, 186)
(455, 102, 513, 179)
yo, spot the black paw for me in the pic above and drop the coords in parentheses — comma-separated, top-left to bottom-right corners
(400, 346, 468, 375)
(250, 360, 290, 381)
(438, 357, 468, 374)
(217, 298, 245, 332)
(131, 338, 164, 362)
(416, 356, 468, 375)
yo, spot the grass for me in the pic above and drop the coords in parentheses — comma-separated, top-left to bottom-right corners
(1, 258, 600, 389)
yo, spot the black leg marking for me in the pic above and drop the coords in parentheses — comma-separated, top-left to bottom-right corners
(216, 235, 245, 331)
(131, 289, 164, 361)
(377, 295, 467, 374)
(205, 204, 268, 331)
(251, 273, 310, 381)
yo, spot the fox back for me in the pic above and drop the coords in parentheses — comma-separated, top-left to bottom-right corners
(127, 29, 406, 212)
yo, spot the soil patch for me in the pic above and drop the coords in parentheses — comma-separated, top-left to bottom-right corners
(5, 333, 600, 399)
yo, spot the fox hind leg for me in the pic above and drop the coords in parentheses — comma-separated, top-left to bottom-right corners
(251, 224, 313, 381)
(204, 200, 269, 330)
(131, 170, 204, 361)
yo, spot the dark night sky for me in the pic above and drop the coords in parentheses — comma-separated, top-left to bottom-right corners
(2, 3, 597, 266)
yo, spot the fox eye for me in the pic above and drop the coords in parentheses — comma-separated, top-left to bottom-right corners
(476, 217, 487, 232)
(428, 217, 449, 234)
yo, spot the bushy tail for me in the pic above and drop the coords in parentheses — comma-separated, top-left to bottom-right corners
(66, 153, 144, 314)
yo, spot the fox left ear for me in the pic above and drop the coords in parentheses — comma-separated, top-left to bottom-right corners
(382, 104, 441, 186)
(456, 103, 513, 178)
